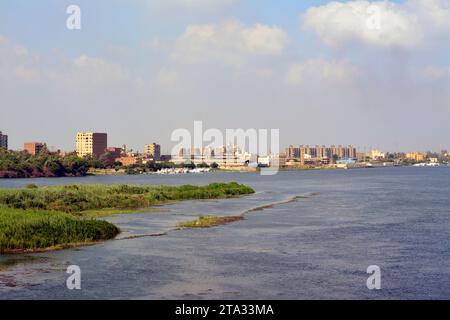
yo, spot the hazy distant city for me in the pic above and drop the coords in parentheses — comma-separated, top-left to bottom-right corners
(1, 130, 449, 177)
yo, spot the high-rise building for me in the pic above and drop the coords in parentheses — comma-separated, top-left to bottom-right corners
(76, 132, 107, 158)
(0, 131, 7, 149)
(297, 144, 357, 163)
(24, 142, 46, 155)
(286, 145, 301, 159)
(348, 146, 357, 159)
(144, 143, 161, 160)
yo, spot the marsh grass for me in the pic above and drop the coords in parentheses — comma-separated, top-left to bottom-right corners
(177, 215, 244, 229)
(81, 207, 170, 218)
(0, 182, 254, 253)
(0, 205, 120, 254)
(0, 182, 255, 214)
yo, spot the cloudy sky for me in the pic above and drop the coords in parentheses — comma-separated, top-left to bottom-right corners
(1, 0, 449, 153)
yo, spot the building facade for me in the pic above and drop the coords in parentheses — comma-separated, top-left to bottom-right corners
(286, 145, 357, 164)
(172, 145, 253, 167)
(144, 143, 161, 160)
(370, 150, 385, 160)
(116, 156, 140, 166)
(76, 132, 107, 158)
(0, 131, 7, 149)
(405, 152, 426, 162)
(24, 142, 46, 155)
(286, 146, 301, 160)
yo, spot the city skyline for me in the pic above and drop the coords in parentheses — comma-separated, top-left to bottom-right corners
(1, 128, 447, 156)
(1, 0, 449, 151)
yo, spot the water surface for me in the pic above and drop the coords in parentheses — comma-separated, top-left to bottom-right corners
(1, 167, 449, 299)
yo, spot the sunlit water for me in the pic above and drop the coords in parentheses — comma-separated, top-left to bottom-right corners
(1, 167, 449, 299)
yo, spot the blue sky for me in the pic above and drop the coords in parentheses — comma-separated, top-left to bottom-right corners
(0, 0, 449, 152)
(0, 0, 407, 59)
(0, 0, 324, 55)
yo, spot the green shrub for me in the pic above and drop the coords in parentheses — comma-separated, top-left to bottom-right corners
(0, 206, 120, 253)
(0, 182, 254, 253)
(0, 182, 255, 213)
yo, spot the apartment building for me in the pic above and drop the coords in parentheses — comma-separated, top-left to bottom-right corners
(0, 131, 7, 149)
(299, 145, 357, 161)
(405, 152, 426, 162)
(144, 143, 161, 160)
(286, 145, 301, 160)
(24, 142, 46, 155)
(76, 132, 107, 158)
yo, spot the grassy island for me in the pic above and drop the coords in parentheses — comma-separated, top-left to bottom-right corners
(177, 215, 244, 229)
(0, 182, 254, 253)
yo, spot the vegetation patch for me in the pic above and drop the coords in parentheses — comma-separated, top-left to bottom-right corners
(0, 206, 120, 254)
(177, 215, 244, 229)
(80, 207, 170, 218)
(0, 182, 254, 253)
(0, 182, 254, 214)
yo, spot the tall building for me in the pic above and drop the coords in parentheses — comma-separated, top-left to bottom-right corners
(286, 145, 301, 159)
(76, 132, 107, 158)
(0, 131, 7, 149)
(348, 146, 357, 159)
(297, 144, 357, 163)
(24, 142, 46, 155)
(144, 143, 161, 160)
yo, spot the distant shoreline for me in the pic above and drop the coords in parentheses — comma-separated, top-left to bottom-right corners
(1, 164, 448, 180)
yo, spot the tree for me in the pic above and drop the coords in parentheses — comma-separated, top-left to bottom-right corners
(62, 154, 89, 176)
(197, 162, 210, 168)
(44, 158, 65, 176)
(182, 162, 196, 169)
(0, 150, 92, 178)
(210, 162, 219, 169)
(99, 152, 116, 168)
(332, 155, 339, 164)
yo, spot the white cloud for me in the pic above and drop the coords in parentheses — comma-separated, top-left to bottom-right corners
(0, 35, 9, 46)
(286, 59, 358, 85)
(154, 68, 179, 86)
(71, 54, 132, 86)
(302, 0, 450, 48)
(422, 65, 450, 80)
(171, 20, 288, 65)
(408, 0, 450, 30)
(13, 65, 40, 81)
(14, 46, 29, 57)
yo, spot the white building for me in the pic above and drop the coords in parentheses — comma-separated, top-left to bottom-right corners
(370, 150, 385, 160)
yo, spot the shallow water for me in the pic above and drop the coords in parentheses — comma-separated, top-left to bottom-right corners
(1, 167, 449, 299)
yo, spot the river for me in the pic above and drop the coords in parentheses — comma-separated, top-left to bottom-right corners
(1, 167, 449, 299)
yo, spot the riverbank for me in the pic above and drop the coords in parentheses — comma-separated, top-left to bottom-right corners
(0, 182, 255, 254)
